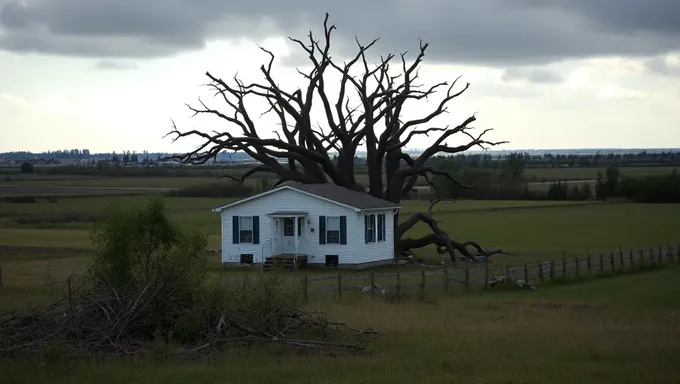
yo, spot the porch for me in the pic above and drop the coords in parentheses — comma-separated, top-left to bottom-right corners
(260, 211, 310, 269)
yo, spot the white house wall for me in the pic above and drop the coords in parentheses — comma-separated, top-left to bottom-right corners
(219, 188, 395, 265)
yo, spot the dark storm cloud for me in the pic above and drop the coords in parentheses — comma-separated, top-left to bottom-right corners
(0, 0, 679, 66)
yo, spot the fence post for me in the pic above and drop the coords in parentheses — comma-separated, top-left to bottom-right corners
(337, 271, 342, 300)
(629, 249, 635, 269)
(303, 275, 308, 302)
(421, 269, 426, 292)
(505, 266, 511, 278)
(465, 268, 470, 291)
(639, 249, 644, 267)
(658, 246, 663, 266)
(599, 253, 604, 273)
(609, 251, 615, 274)
(648, 248, 654, 265)
(669, 244, 675, 265)
(618, 248, 624, 270)
(587, 254, 592, 273)
(370, 270, 376, 299)
(444, 269, 450, 294)
(562, 256, 567, 279)
(484, 264, 489, 290)
(539, 262, 544, 282)
(549, 260, 555, 280)
(396, 272, 401, 295)
(524, 264, 529, 283)
(575, 258, 580, 278)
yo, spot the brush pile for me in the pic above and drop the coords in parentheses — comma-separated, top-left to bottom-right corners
(0, 275, 378, 360)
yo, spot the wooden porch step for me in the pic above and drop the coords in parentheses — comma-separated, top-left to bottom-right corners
(263, 254, 308, 271)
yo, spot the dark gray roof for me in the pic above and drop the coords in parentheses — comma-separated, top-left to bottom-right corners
(283, 182, 400, 210)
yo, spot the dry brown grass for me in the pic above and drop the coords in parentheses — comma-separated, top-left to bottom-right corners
(1, 267, 679, 383)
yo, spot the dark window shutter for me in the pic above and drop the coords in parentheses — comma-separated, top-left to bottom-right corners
(340, 216, 347, 244)
(319, 215, 326, 244)
(232, 216, 239, 244)
(377, 214, 384, 241)
(252, 215, 259, 244)
(364, 215, 369, 243)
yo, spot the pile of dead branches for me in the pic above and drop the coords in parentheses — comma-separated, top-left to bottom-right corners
(0, 276, 378, 360)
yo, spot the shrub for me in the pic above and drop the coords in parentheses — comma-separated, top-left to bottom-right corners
(20, 162, 34, 173)
(89, 197, 208, 294)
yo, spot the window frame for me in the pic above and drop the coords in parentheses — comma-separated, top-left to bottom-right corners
(239, 216, 253, 244)
(326, 216, 341, 244)
(366, 214, 376, 243)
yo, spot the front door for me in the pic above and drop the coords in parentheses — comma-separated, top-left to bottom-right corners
(281, 217, 303, 253)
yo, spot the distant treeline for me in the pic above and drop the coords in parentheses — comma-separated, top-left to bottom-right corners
(431, 159, 680, 203)
(427, 150, 680, 169)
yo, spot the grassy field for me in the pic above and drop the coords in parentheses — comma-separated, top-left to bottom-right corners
(1, 267, 679, 383)
(2, 165, 677, 190)
(1, 173, 680, 382)
(1, 192, 679, 305)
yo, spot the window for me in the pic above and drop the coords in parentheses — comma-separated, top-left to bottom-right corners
(365, 214, 376, 243)
(239, 216, 253, 243)
(283, 217, 304, 236)
(283, 217, 294, 236)
(365, 213, 387, 243)
(240, 254, 254, 264)
(325, 255, 339, 267)
(326, 216, 340, 244)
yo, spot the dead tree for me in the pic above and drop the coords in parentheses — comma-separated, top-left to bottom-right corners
(166, 13, 510, 263)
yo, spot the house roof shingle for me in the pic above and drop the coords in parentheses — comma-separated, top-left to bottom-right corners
(283, 182, 400, 210)
(213, 182, 400, 213)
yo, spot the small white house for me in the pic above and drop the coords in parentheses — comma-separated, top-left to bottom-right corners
(212, 182, 401, 269)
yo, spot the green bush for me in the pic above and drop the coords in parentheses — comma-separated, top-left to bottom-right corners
(89, 197, 208, 294)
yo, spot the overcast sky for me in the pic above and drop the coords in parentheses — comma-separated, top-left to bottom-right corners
(1, 0, 679, 153)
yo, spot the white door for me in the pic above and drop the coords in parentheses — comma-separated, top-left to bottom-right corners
(281, 217, 303, 253)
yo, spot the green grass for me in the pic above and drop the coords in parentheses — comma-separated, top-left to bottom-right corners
(1, 267, 679, 383)
(1, 196, 678, 263)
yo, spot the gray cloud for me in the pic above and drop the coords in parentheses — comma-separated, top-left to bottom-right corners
(94, 60, 138, 70)
(645, 57, 680, 77)
(0, 0, 679, 67)
(501, 68, 563, 84)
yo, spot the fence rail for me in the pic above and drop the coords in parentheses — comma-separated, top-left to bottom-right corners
(219, 243, 680, 300)
(2, 244, 678, 300)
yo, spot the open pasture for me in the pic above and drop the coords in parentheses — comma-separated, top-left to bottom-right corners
(4, 165, 677, 191)
(1, 194, 679, 301)
(1, 267, 679, 383)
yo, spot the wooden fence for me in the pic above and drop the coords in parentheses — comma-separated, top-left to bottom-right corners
(220, 243, 680, 300)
